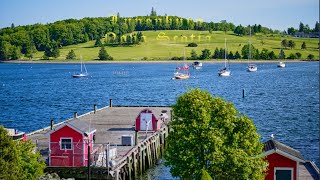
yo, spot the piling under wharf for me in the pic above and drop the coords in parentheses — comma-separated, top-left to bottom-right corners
(27, 104, 172, 179)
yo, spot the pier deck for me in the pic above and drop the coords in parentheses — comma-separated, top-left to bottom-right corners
(27, 105, 171, 179)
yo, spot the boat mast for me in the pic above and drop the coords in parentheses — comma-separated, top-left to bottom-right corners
(224, 38, 227, 68)
(249, 27, 251, 64)
(80, 55, 83, 73)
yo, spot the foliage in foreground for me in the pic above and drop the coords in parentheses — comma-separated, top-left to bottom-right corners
(165, 89, 267, 179)
(0, 126, 46, 180)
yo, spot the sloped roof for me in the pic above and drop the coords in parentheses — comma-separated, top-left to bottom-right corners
(48, 120, 96, 136)
(264, 139, 305, 161)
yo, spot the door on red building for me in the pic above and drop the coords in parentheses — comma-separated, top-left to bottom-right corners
(275, 168, 293, 180)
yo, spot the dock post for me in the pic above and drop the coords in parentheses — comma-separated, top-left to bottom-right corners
(109, 99, 112, 107)
(94, 104, 97, 113)
(74, 112, 78, 118)
(50, 119, 54, 130)
(135, 130, 138, 146)
(242, 89, 245, 98)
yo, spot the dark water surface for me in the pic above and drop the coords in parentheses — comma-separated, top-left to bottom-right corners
(0, 62, 319, 178)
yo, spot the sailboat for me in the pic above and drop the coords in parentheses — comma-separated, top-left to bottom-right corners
(247, 28, 257, 72)
(173, 49, 190, 80)
(72, 56, 88, 78)
(277, 47, 286, 68)
(218, 38, 231, 76)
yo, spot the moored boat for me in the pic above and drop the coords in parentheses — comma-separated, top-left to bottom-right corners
(192, 61, 203, 70)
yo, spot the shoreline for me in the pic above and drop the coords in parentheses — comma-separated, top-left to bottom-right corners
(0, 59, 318, 64)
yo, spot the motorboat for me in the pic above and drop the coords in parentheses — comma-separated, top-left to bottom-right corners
(192, 61, 203, 70)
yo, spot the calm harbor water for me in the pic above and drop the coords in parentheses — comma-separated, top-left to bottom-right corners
(0, 61, 319, 178)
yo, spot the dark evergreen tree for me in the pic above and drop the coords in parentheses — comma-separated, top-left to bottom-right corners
(228, 51, 234, 59)
(98, 46, 113, 60)
(66, 49, 76, 60)
(212, 47, 219, 59)
(268, 51, 276, 60)
(301, 42, 306, 49)
(190, 49, 198, 60)
(200, 49, 211, 60)
(299, 22, 304, 32)
(150, 7, 157, 16)
(94, 38, 102, 47)
(279, 48, 286, 59)
(234, 51, 241, 59)
(295, 52, 302, 59)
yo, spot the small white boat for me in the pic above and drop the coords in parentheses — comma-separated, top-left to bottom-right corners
(73, 57, 88, 78)
(277, 61, 285, 68)
(218, 38, 231, 77)
(192, 61, 203, 70)
(247, 64, 258, 72)
(218, 68, 231, 76)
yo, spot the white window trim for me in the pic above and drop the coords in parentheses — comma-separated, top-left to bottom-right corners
(60, 137, 73, 150)
(274, 167, 294, 180)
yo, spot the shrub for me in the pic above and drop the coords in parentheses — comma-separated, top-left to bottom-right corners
(187, 42, 198, 47)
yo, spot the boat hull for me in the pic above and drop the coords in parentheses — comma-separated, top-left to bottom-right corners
(218, 70, 231, 76)
(277, 62, 285, 68)
(247, 64, 257, 72)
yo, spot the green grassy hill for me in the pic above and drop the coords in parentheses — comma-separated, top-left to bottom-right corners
(30, 30, 319, 61)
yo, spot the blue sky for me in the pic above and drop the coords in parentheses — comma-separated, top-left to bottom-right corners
(0, 0, 318, 31)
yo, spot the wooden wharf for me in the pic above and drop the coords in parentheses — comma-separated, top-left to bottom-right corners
(27, 101, 172, 180)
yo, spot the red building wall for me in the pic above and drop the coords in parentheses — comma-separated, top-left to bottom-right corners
(265, 153, 297, 180)
(135, 110, 160, 131)
(50, 126, 84, 167)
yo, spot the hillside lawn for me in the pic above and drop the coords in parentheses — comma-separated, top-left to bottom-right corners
(28, 30, 319, 61)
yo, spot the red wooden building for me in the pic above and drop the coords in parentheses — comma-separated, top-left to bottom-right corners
(135, 109, 162, 131)
(263, 139, 319, 180)
(47, 120, 96, 167)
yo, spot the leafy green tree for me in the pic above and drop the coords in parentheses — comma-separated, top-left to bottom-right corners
(299, 22, 305, 32)
(0, 126, 45, 179)
(66, 49, 76, 60)
(301, 42, 306, 49)
(281, 39, 288, 49)
(44, 40, 60, 59)
(10, 45, 21, 60)
(190, 49, 198, 60)
(0, 41, 12, 60)
(165, 89, 267, 179)
(98, 46, 113, 60)
(314, 21, 320, 32)
(287, 27, 297, 35)
(200, 49, 211, 60)
(241, 44, 257, 59)
(288, 40, 296, 49)
(307, 54, 314, 60)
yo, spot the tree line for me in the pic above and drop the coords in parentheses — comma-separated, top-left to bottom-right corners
(0, 9, 273, 60)
(171, 41, 315, 61)
(287, 21, 320, 35)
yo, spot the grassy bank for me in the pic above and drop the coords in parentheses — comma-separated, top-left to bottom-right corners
(27, 30, 319, 61)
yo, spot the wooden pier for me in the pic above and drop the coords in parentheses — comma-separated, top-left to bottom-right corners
(27, 102, 171, 180)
